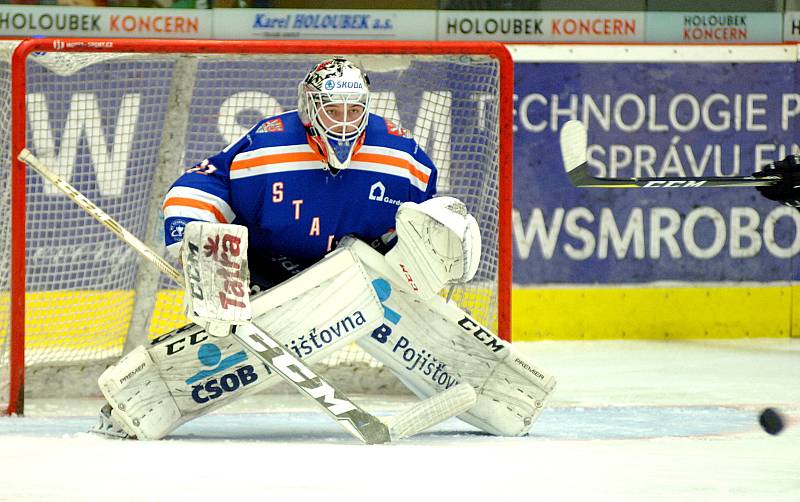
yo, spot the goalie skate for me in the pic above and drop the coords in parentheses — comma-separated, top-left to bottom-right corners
(89, 403, 133, 440)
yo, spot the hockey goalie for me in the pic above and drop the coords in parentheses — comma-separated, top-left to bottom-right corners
(92, 56, 556, 440)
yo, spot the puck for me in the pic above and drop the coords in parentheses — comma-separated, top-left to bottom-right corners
(759, 408, 785, 436)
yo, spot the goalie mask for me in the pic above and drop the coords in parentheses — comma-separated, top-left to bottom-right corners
(298, 57, 371, 174)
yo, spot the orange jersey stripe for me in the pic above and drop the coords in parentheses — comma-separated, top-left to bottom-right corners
(163, 197, 229, 224)
(231, 151, 323, 171)
(352, 152, 430, 183)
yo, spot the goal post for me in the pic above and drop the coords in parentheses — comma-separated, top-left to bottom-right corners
(2, 38, 513, 415)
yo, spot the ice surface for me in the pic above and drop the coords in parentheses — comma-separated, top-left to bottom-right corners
(1, 339, 798, 502)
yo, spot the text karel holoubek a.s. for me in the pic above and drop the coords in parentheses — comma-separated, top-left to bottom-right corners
(252, 13, 393, 31)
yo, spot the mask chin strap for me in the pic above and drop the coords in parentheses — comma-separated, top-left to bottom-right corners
(307, 127, 365, 175)
(327, 136, 358, 164)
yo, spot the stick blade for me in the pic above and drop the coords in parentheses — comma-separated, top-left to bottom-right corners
(560, 120, 587, 174)
(386, 383, 477, 440)
(342, 408, 391, 445)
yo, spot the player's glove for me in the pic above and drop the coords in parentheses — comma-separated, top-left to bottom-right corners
(754, 155, 800, 208)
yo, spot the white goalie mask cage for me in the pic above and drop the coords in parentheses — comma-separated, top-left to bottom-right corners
(297, 56, 371, 172)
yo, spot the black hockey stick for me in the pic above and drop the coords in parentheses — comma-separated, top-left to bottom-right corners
(559, 120, 781, 188)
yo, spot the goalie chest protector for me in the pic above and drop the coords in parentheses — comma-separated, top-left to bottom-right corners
(163, 111, 438, 267)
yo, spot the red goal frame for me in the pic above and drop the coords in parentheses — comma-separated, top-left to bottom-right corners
(6, 38, 514, 416)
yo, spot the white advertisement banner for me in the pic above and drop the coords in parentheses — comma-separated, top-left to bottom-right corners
(212, 9, 434, 40)
(0, 7, 793, 43)
(0, 5, 212, 38)
(783, 12, 800, 41)
(438, 11, 645, 42)
(646, 12, 782, 43)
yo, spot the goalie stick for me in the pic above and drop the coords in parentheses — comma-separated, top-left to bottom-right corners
(18, 148, 477, 443)
(559, 120, 782, 189)
(386, 383, 476, 440)
(17, 148, 387, 444)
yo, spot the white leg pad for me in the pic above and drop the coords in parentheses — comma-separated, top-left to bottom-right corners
(98, 346, 182, 440)
(98, 246, 384, 439)
(461, 344, 556, 436)
(346, 237, 557, 436)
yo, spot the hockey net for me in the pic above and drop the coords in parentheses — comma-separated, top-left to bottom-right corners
(0, 39, 512, 414)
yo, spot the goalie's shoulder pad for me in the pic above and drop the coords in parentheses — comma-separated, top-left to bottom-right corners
(382, 118, 415, 140)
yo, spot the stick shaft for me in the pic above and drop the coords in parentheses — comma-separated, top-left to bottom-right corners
(559, 120, 781, 189)
(569, 163, 780, 188)
(19, 148, 182, 282)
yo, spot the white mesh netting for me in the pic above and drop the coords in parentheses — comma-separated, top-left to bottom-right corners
(0, 43, 504, 402)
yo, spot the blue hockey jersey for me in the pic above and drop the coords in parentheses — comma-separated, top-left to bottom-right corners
(163, 110, 437, 283)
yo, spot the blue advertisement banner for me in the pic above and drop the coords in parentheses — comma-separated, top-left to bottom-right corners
(19, 53, 800, 289)
(512, 61, 800, 285)
(19, 55, 498, 291)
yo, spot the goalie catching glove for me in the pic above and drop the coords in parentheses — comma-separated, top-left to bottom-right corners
(385, 196, 481, 299)
(180, 222, 252, 337)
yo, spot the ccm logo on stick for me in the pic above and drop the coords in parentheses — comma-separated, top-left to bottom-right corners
(643, 180, 707, 188)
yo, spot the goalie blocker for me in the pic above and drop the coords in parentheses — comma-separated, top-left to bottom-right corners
(180, 221, 252, 337)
